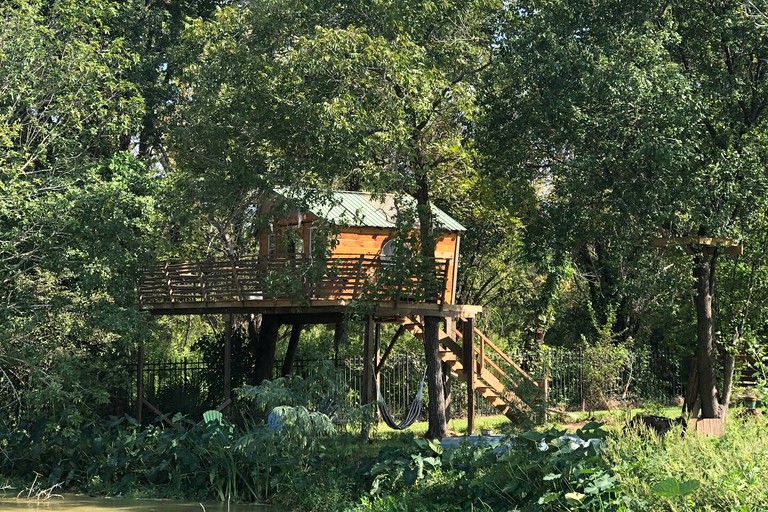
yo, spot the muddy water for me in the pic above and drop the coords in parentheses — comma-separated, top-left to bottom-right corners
(0, 496, 271, 511)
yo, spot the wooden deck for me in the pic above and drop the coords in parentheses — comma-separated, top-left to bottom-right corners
(139, 256, 480, 319)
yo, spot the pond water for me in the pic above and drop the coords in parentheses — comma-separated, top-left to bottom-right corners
(0, 496, 271, 512)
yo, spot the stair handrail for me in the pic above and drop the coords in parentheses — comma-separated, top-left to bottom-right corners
(474, 329, 537, 385)
(456, 318, 538, 386)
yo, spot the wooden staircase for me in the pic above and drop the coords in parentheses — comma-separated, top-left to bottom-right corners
(403, 317, 541, 421)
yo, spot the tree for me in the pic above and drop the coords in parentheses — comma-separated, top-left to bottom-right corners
(0, 0, 156, 423)
(172, 0, 499, 437)
(486, 0, 768, 417)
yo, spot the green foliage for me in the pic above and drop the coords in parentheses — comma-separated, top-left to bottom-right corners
(581, 306, 632, 411)
(0, 0, 160, 428)
(0, 410, 344, 505)
(483, 0, 768, 413)
(481, 423, 620, 511)
(237, 361, 356, 423)
(608, 418, 768, 511)
(367, 437, 444, 495)
(193, 327, 255, 407)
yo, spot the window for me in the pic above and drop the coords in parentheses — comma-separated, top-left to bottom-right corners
(381, 239, 394, 261)
(309, 227, 318, 259)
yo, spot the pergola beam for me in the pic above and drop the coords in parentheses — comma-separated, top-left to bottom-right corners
(646, 236, 743, 256)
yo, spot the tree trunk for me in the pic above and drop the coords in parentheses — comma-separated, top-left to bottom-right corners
(248, 313, 262, 354)
(423, 315, 447, 439)
(414, 176, 448, 439)
(333, 320, 348, 362)
(253, 314, 280, 384)
(693, 251, 720, 418)
(442, 361, 452, 421)
(281, 323, 302, 377)
(683, 355, 699, 418)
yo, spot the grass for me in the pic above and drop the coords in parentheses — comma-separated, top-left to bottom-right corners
(373, 405, 684, 438)
(551, 406, 681, 423)
(373, 414, 512, 438)
(608, 414, 768, 511)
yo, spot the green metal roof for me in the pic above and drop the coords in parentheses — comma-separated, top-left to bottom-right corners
(279, 190, 466, 232)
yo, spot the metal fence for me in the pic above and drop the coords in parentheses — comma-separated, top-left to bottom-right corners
(130, 347, 682, 420)
(509, 346, 683, 407)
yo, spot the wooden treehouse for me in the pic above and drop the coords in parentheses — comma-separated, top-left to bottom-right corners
(137, 190, 540, 433)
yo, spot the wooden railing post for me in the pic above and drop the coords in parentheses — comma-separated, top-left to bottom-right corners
(164, 262, 173, 302)
(352, 255, 365, 299)
(462, 317, 475, 435)
(198, 262, 207, 302)
(230, 261, 243, 301)
(478, 330, 485, 377)
(439, 258, 449, 305)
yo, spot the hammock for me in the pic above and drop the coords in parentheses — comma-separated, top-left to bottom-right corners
(375, 368, 428, 430)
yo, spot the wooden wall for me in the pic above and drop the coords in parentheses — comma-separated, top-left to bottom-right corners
(258, 220, 460, 304)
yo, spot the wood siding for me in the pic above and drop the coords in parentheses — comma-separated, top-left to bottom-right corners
(259, 222, 459, 303)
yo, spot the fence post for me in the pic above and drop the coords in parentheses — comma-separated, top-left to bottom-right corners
(223, 315, 232, 409)
(136, 343, 144, 423)
(579, 348, 585, 412)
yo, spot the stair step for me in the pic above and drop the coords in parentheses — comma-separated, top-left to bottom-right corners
(439, 351, 459, 362)
(405, 319, 536, 422)
(486, 396, 506, 407)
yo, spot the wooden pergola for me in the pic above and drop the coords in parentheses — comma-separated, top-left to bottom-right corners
(646, 236, 743, 256)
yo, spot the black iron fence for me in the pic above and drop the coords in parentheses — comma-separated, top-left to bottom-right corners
(524, 346, 683, 407)
(130, 347, 682, 420)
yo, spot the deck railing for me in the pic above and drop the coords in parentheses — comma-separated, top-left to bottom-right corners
(139, 255, 451, 306)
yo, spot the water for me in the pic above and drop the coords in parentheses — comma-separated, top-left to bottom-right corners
(0, 496, 271, 512)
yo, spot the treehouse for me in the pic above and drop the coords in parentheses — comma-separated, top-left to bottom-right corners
(259, 189, 464, 304)
(137, 190, 541, 433)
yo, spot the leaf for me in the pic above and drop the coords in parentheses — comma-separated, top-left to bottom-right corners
(679, 479, 700, 496)
(403, 467, 419, 485)
(538, 492, 559, 504)
(426, 438, 443, 455)
(565, 492, 586, 502)
(520, 430, 546, 442)
(203, 410, 223, 425)
(543, 473, 562, 481)
(584, 472, 617, 494)
(651, 478, 680, 497)
(652, 477, 699, 498)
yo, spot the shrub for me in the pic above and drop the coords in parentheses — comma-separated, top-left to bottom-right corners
(581, 305, 631, 412)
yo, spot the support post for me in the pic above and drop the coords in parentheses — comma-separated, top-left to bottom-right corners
(362, 316, 375, 406)
(374, 322, 381, 419)
(462, 317, 475, 435)
(377, 324, 405, 373)
(424, 316, 448, 439)
(361, 315, 375, 439)
(136, 343, 144, 423)
(333, 320, 348, 363)
(223, 315, 232, 408)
